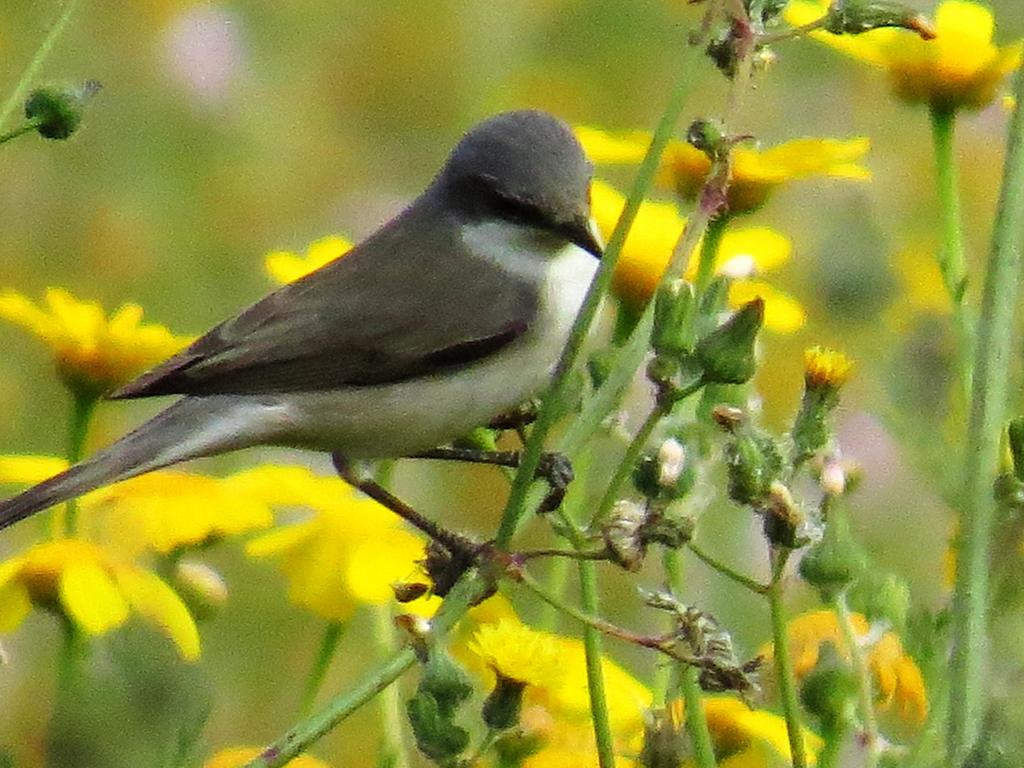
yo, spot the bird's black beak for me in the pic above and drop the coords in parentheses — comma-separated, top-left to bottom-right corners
(569, 216, 604, 259)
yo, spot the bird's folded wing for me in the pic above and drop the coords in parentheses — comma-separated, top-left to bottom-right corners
(111, 209, 538, 398)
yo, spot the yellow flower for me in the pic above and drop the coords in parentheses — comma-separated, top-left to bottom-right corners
(579, 126, 869, 213)
(466, 616, 649, 739)
(784, 0, 1023, 111)
(265, 235, 353, 284)
(590, 180, 805, 333)
(0, 455, 275, 556)
(687, 696, 824, 767)
(0, 538, 199, 660)
(804, 346, 854, 389)
(759, 609, 928, 727)
(245, 469, 426, 621)
(0, 288, 192, 396)
(204, 747, 330, 768)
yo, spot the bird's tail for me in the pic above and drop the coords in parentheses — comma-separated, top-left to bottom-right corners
(0, 396, 274, 532)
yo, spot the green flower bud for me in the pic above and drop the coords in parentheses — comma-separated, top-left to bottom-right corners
(686, 118, 727, 158)
(603, 500, 648, 572)
(24, 81, 101, 140)
(652, 279, 696, 358)
(847, 571, 911, 632)
(642, 509, 695, 550)
(493, 730, 545, 766)
(695, 298, 764, 385)
(799, 507, 866, 601)
(792, 347, 853, 464)
(481, 675, 526, 731)
(799, 642, 857, 733)
(823, 0, 936, 39)
(406, 691, 470, 762)
(632, 439, 696, 501)
(172, 560, 228, 620)
(725, 426, 783, 507)
(418, 648, 473, 717)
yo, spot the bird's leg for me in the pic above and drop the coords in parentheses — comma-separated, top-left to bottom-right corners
(330, 453, 481, 562)
(411, 447, 574, 514)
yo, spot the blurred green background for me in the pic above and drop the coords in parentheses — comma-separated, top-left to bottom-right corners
(1, 1, 1023, 766)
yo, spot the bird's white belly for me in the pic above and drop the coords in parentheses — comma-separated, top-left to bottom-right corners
(264, 242, 597, 458)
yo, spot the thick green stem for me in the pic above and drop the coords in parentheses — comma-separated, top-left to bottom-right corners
(686, 542, 767, 594)
(372, 605, 409, 768)
(833, 594, 879, 768)
(694, 215, 728, 300)
(299, 622, 345, 718)
(495, 41, 699, 548)
(767, 552, 807, 768)
(0, 0, 80, 131)
(578, 561, 617, 768)
(948, 67, 1024, 762)
(929, 105, 973, 402)
(243, 572, 488, 768)
(62, 390, 97, 537)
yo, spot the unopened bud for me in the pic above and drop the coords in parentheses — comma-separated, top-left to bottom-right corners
(725, 427, 783, 507)
(792, 347, 853, 463)
(406, 692, 470, 762)
(800, 642, 857, 732)
(686, 118, 727, 158)
(799, 507, 865, 600)
(652, 279, 696, 358)
(658, 438, 686, 486)
(695, 299, 764, 385)
(481, 676, 526, 731)
(24, 81, 101, 140)
(173, 560, 228, 620)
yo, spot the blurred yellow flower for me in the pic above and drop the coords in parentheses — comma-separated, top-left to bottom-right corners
(0, 287, 192, 396)
(759, 609, 928, 726)
(590, 180, 805, 333)
(245, 469, 426, 621)
(204, 746, 330, 768)
(265, 235, 353, 284)
(579, 126, 869, 213)
(0, 538, 199, 660)
(884, 242, 952, 333)
(784, 0, 1023, 111)
(0, 455, 276, 556)
(690, 696, 824, 767)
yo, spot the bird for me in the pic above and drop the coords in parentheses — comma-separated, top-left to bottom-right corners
(0, 109, 603, 533)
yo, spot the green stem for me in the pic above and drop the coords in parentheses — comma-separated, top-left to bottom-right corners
(665, 550, 717, 768)
(578, 561, 617, 768)
(243, 571, 488, 768)
(299, 622, 345, 718)
(372, 605, 409, 768)
(494, 41, 700, 548)
(694, 215, 728, 300)
(63, 390, 97, 537)
(948, 66, 1024, 763)
(767, 551, 807, 768)
(47, 617, 84, 768)
(833, 594, 879, 768)
(686, 542, 767, 594)
(929, 105, 973, 401)
(0, 0, 80, 132)
(0, 117, 43, 145)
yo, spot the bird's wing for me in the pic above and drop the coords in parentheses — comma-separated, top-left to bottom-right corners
(111, 203, 538, 398)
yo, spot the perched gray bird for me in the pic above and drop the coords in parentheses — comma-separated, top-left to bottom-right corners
(0, 109, 602, 531)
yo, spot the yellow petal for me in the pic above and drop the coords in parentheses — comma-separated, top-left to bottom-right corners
(59, 561, 130, 635)
(116, 568, 201, 661)
(0, 454, 70, 486)
(345, 527, 425, 604)
(574, 126, 650, 164)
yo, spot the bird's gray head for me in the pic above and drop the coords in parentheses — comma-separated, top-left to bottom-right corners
(433, 110, 602, 258)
